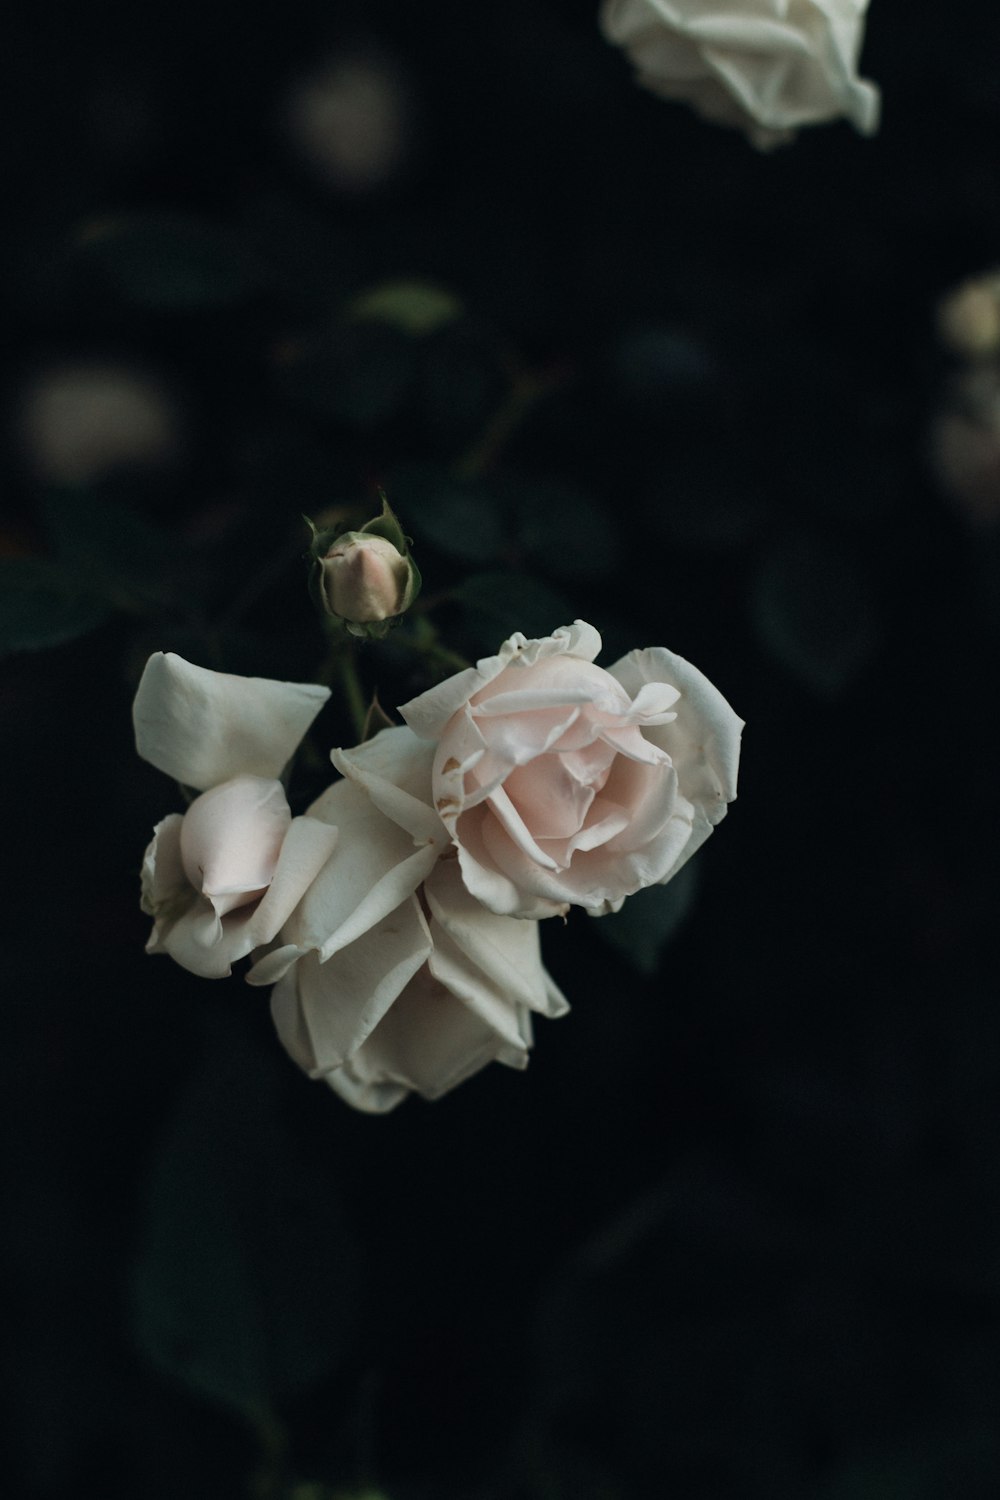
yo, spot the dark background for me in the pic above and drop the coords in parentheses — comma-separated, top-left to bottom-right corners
(5, 1, 1000, 1495)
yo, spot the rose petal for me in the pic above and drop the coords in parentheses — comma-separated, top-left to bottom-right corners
(133, 652, 330, 790)
(400, 621, 603, 739)
(425, 859, 569, 1019)
(297, 896, 433, 1073)
(608, 646, 743, 812)
(243, 814, 339, 950)
(272, 779, 439, 962)
(325, 967, 527, 1106)
(332, 727, 444, 846)
(179, 776, 290, 914)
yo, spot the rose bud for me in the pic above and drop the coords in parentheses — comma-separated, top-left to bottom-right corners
(309, 495, 420, 638)
(321, 533, 412, 625)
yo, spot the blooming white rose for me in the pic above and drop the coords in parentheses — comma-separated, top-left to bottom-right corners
(248, 727, 568, 1112)
(134, 652, 338, 978)
(397, 621, 742, 921)
(600, 0, 880, 149)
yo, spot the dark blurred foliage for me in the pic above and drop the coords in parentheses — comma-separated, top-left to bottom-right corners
(4, 0, 1000, 1495)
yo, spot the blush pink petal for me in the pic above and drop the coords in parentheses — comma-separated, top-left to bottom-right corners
(400, 620, 603, 739)
(179, 776, 290, 914)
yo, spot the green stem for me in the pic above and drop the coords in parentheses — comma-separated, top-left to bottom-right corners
(454, 368, 564, 480)
(247, 1408, 288, 1500)
(338, 646, 368, 742)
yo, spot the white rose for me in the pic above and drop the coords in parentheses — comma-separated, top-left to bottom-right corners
(134, 652, 338, 978)
(248, 728, 568, 1112)
(600, 0, 880, 148)
(397, 621, 743, 920)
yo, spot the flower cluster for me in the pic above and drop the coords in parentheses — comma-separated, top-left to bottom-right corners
(135, 623, 742, 1110)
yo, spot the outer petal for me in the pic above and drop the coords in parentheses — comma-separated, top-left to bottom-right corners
(400, 621, 603, 740)
(425, 859, 569, 1020)
(323, 968, 532, 1112)
(133, 651, 330, 790)
(608, 646, 743, 816)
(179, 776, 290, 913)
(243, 814, 339, 950)
(290, 897, 434, 1074)
(600, 0, 879, 147)
(331, 727, 446, 847)
(141, 814, 189, 953)
(265, 778, 441, 964)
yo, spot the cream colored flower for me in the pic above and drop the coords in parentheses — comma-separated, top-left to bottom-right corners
(248, 728, 568, 1112)
(134, 653, 337, 978)
(398, 622, 743, 920)
(600, 0, 880, 148)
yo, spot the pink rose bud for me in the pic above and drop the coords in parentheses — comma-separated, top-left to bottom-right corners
(321, 533, 411, 625)
(308, 495, 421, 638)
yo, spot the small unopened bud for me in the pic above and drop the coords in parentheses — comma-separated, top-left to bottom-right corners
(307, 495, 420, 638)
(321, 533, 411, 624)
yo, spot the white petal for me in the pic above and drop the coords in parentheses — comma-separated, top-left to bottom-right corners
(280, 779, 439, 960)
(330, 967, 523, 1103)
(608, 646, 743, 814)
(270, 968, 316, 1073)
(425, 859, 569, 1018)
(325, 1067, 411, 1114)
(243, 814, 339, 950)
(133, 651, 330, 790)
(298, 897, 433, 1073)
(332, 727, 445, 846)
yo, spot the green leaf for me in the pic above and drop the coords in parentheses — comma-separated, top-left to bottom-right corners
(498, 475, 621, 580)
(451, 571, 573, 651)
(592, 862, 700, 975)
(389, 464, 507, 563)
(276, 324, 416, 428)
(347, 279, 464, 337)
(750, 532, 879, 696)
(0, 558, 113, 656)
(75, 213, 266, 310)
(130, 1017, 361, 1416)
(41, 488, 181, 609)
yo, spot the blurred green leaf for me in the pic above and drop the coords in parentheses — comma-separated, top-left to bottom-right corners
(592, 862, 699, 975)
(452, 571, 573, 651)
(75, 212, 267, 309)
(276, 324, 416, 428)
(389, 464, 506, 562)
(42, 488, 182, 610)
(750, 532, 879, 695)
(498, 474, 620, 580)
(0, 558, 113, 656)
(130, 1016, 361, 1416)
(826, 1429, 1000, 1500)
(348, 279, 464, 336)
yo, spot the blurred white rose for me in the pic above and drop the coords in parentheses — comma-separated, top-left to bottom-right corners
(249, 728, 567, 1112)
(398, 622, 743, 921)
(17, 362, 181, 484)
(600, 0, 880, 148)
(134, 653, 336, 979)
(282, 52, 414, 192)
